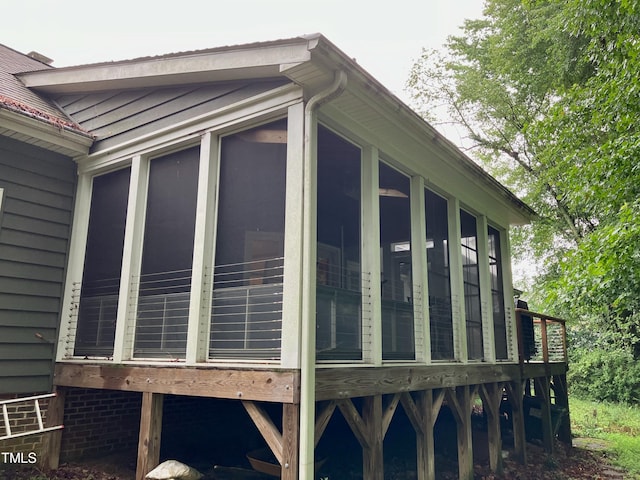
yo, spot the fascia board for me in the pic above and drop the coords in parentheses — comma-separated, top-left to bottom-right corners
(18, 43, 314, 95)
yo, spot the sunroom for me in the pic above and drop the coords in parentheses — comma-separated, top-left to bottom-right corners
(59, 110, 517, 368)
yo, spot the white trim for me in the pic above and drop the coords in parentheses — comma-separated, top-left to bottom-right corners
(113, 155, 149, 362)
(477, 215, 497, 363)
(56, 174, 93, 361)
(448, 198, 467, 362)
(186, 133, 219, 364)
(502, 227, 519, 362)
(411, 176, 430, 363)
(281, 102, 305, 368)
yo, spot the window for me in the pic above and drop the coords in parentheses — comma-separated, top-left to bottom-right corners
(380, 162, 414, 360)
(425, 189, 454, 360)
(210, 120, 287, 359)
(460, 209, 483, 360)
(488, 226, 508, 359)
(316, 126, 362, 361)
(75, 168, 130, 356)
(133, 147, 200, 358)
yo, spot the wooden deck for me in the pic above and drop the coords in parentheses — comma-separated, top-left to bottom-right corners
(46, 309, 571, 480)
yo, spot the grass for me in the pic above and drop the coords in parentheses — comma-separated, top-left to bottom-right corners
(570, 395, 640, 477)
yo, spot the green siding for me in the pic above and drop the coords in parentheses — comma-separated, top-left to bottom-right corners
(0, 135, 76, 395)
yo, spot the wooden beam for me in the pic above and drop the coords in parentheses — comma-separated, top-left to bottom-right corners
(399, 392, 424, 435)
(445, 386, 474, 480)
(281, 403, 300, 480)
(136, 392, 164, 480)
(382, 393, 401, 438)
(534, 376, 554, 453)
(553, 374, 572, 445)
(505, 381, 527, 464)
(314, 400, 336, 448)
(479, 383, 504, 474)
(242, 401, 283, 464)
(315, 363, 522, 401)
(38, 387, 66, 470)
(336, 398, 370, 449)
(362, 395, 384, 480)
(54, 363, 299, 403)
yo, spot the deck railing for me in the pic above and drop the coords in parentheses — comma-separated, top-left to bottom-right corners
(515, 308, 567, 365)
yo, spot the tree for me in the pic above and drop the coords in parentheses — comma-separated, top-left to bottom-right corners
(407, 0, 640, 356)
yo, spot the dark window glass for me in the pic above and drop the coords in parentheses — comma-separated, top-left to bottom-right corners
(210, 120, 287, 359)
(460, 210, 483, 360)
(425, 189, 454, 360)
(75, 168, 130, 356)
(489, 226, 508, 359)
(380, 162, 414, 360)
(316, 126, 362, 361)
(134, 147, 200, 358)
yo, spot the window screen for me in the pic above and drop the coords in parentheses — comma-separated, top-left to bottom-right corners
(75, 167, 131, 356)
(425, 189, 454, 360)
(460, 209, 483, 360)
(210, 120, 287, 359)
(134, 147, 200, 358)
(316, 126, 362, 361)
(489, 226, 508, 359)
(380, 162, 414, 360)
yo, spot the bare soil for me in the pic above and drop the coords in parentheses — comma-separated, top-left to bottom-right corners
(0, 440, 630, 480)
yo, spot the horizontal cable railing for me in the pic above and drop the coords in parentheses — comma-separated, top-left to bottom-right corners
(132, 269, 192, 358)
(515, 308, 567, 365)
(210, 258, 284, 360)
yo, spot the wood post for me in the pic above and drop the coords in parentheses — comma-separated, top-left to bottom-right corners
(136, 392, 164, 480)
(534, 377, 554, 453)
(241, 401, 300, 480)
(479, 383, 504, 474)
(39, 387, 66, 470)
(445, 386, 475, 480)
(553, 374, 572, 445)
(505, 381, 527, 464)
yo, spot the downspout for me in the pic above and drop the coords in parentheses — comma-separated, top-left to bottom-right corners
(299, 70, 347, 479)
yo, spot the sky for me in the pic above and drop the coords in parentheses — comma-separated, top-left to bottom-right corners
(3, 0, 485, 104)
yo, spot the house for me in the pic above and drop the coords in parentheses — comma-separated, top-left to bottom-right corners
(0, 35, 570, 480)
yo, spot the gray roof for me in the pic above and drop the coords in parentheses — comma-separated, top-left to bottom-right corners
(0, 44, 85, 133)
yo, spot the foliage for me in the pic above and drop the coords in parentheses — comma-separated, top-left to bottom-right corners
(407, 0, 640, 354)
(570, 395, 640, 477)
(568, 347, 640, 404)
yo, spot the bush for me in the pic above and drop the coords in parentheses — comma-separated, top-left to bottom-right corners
(568, 347, 640, 404)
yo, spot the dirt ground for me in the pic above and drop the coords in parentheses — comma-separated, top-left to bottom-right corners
(0, 439, 630, 480)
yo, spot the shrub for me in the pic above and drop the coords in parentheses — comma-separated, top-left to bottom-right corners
(568, 347, 640, 404)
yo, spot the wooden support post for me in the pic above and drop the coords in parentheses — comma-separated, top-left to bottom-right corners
(136, 392, 164, 480)
(505, 381, 527, 464)
(282, 403, 300, 480)
(445, 386, 474, 480)
(404, 390, 443, 480)
(534, 377, 554, 453)
(362, 395, 384, 480)
(337, 396, 384, 480)
(39, 387, 66, 470)
(479, 383, 504, 474)
(553, 375, 572, 445)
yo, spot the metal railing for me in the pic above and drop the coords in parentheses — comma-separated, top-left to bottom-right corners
(515, 308, 568, 365)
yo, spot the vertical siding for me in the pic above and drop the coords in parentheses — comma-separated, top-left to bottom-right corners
(0, 135, 76, 394)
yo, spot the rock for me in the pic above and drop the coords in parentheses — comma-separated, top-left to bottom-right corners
(145, 460, 203, 480)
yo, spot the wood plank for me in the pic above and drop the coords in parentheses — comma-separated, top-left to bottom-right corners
(38, 387, 65, 470)
(54, 364, 299, 403)
(281, 403, 299, 480)
(242, 401, 283, 464)
(314, 401, 336, 448)
(336, 398, 369, 449)
(136, 392, 164, 480)
(446, 386, 474, 480)
(382, 393, 401, 438)
(479, 383, 504, 474)
(362, 395, 383, 480)
(315, 364, 522, 401)
(505, 381, 527, 464)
